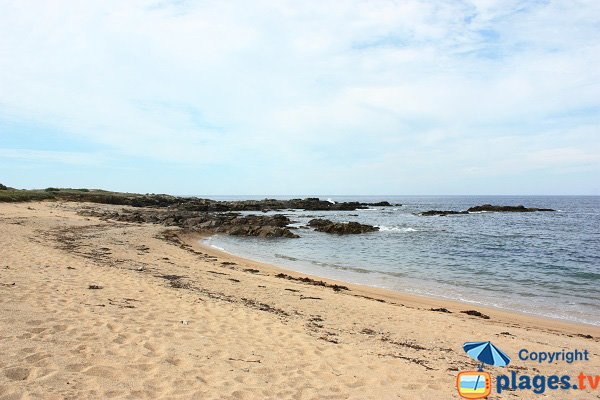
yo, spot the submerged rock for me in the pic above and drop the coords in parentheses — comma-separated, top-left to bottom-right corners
(307, 218, 379, 234)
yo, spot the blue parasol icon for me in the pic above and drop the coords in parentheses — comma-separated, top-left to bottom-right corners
(463, 341, 511, 369)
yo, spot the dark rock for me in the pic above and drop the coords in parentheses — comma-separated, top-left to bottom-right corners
(307, 218, 379, 234)
(420, 210, 468, 216)
(364, 201, 394, 207)
(421, 204, 555, 216)
(467, 204, 555, 212)
(307, 218, 334, 228)
(78, 208, 300, 238)
(176, 197, 372, 212)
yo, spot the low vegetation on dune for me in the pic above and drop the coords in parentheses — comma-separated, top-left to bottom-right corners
(0, 185, 145, 204)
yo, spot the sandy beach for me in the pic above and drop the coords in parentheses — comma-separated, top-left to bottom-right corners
(1, 201, 599, 400)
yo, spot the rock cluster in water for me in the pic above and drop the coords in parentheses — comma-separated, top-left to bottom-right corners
(420, 204, 556, 216)
(79, 208, 300, 238)
(125, 196, 395, 212)
(307, 218, 380, 234)
(420, 210, 468, 216)
(74, 197, 395, 238)
(466, 204, 555, 213)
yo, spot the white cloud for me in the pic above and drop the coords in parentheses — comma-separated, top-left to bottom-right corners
(0, 148, 105, 165)
(0, 0, 598, 193)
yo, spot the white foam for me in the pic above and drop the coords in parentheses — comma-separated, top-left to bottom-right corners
(377, 226, 418, 232)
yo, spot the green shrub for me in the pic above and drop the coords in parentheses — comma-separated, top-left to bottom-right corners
(45, 187, 60, 192)
(0, 190, 55, 202)
(0, 183, 8, 190)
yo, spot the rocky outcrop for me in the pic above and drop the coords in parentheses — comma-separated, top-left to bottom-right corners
(106, 195, 397, 212)
(177, 197, 383, 212)
(78, 208, 300, 238)
(210, 214, 299, 238)
(420, 210, 468, 216)
(77, 198, 393, 238)
(1, 185, 398, 211)
(420, 204, 556, 216)
(466, 204, 555, 212)
(363, 201, 393, 207)
(307, 219, 379, 234)
(306, 218, 333, 228)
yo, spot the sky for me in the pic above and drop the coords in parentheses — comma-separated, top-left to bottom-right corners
(0, 0, 599, 195)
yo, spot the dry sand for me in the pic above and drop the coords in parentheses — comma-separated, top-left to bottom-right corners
(1, 201, 599, 399)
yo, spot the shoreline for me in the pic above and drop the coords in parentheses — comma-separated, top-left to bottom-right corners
(2, 201, 600, 399)
(183, 232, 600, 336)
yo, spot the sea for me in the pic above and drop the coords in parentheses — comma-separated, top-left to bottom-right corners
(202, 196, 600, 326)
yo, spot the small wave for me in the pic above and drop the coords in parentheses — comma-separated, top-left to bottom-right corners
(568, 271, 600, 280)
(326, 198, 336, 204)
(377, 226, 418, 233)
(210, 244, 226, 251)
(308, 260, 373, 274)
(274, 253, 299, 261)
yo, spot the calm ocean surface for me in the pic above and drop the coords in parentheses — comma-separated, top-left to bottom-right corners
(203, 196, 600, 325)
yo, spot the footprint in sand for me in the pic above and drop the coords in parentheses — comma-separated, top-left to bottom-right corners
(23, 352, 51, 363)
(65, 363, 92, 372)
(4, 367, 31, 381)
(143, 341, 158, 353)
(16, 332, 33, 340)
(130, 363, 157, 372)
(82, 365, 119, 380)
(164, 356, 182, 366)
(112, 333, 130, 344)
(26, 327, 48, 334)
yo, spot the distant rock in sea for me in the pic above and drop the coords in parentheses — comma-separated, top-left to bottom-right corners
(420, 210, 468, 216)
(466, 204, 556, 212)
(420, 204, 556, 216)
(363, 201, 394, 207)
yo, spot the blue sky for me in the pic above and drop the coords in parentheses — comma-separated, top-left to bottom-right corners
(0, 0, 599, 195)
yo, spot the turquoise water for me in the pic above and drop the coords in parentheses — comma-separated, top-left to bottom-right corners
(204, 196, 600, 325)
